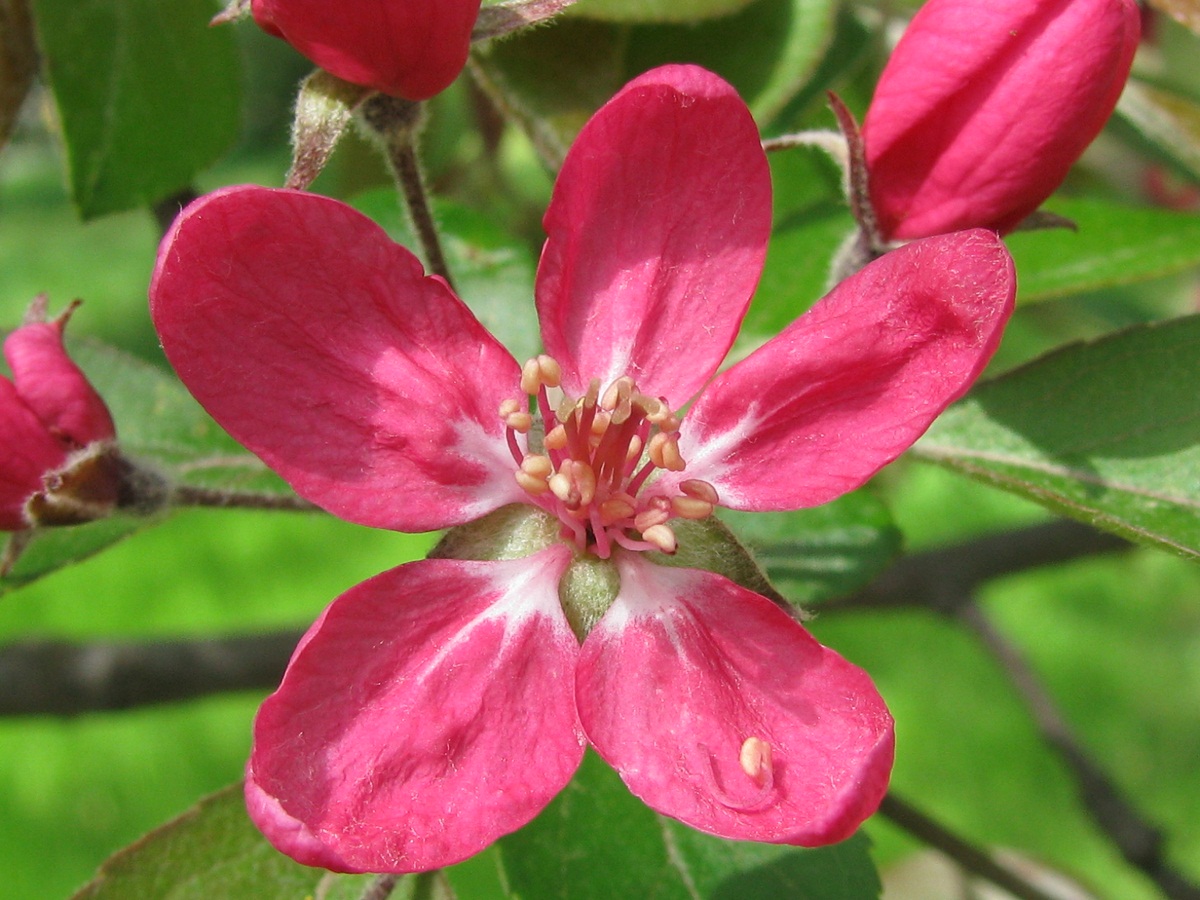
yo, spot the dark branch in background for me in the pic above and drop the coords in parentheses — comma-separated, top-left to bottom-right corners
(0, 630, 303, 716)
(878, 793, 1064, 900)
(815, 519, 1130, 615)
(957, 604, 1200, 900)
(814, 520, 1199, 899)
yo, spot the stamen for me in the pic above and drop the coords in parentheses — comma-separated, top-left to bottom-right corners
(521, 455, 553, 479)
(536, 354, 562, 388)
(680, 479, 720, 505)
(544, 424, 568, 451)
(598, 495, 636, 525)
(641, 523, 677, 554)
(520, 358, 542, 395)
(515, 470, 550, 494)
(647, 433, 686, 472)
(671, 495, 714, 520)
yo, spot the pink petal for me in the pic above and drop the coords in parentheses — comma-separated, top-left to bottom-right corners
(864, 0, 1140, 239)
(4, 314, 115, 447)
(0, 379, 66, 530)
(150, 186, 526, 532)
(251, 0, 481, 100)
(536, 64, 771, 407)
(658, 230, 1014, 511)
(578, 555, 893, 845)
(246, 546, 585, 873)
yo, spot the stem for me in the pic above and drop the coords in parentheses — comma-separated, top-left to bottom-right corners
(361, 95, 455, 289)
(169, 484, 320, 512)
(878, 793, 1066, 900)
(360, 874, 401, 900)
(959, 603, 1200, 900)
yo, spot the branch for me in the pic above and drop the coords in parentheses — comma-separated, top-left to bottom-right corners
(959, 603, 1200, 900)
(878, 793, 1066, 900)
(0, 631, 303, 716)
(813, 519, 1130, 615)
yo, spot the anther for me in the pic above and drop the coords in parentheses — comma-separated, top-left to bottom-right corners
(519, 359, 543, 396)
(515, 470, 550, 494)
(634, 503, 670, 532)
(680, 479, 720, 505)
(739, 737, 773, 787)
(548, 471, 576, 506)
(599, 495, 636, 525)
(671, 496, 714, 520)
(499, 398, 533, 433)
(544, 424, 568, 451)
(521, 455, 553, 478)
(648, 433, 686, 472)
(641, 523, 677, 554)
(536, 354, 562, 388)
(556, 394, 577, 424)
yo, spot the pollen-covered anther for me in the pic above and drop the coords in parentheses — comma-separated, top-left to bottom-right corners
(641, 523, 677, 554)
(680, 479, 720, 505)
(519, 355, 562, 395)
(498, 398, 533, 433)
(671, 495, 714, 520)
(647, 432, 686, 472)
(633, 502, 670, 532)
(739, 736, 774, 788)
(598, 495, 636, 525)
(544, 424, 568, 451)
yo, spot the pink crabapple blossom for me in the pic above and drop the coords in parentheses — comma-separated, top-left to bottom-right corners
(149, 65, 1016, 874)
(251, 0, 482, 100)
(862, 0, 1141, 241)
(1, 297, 119, 531)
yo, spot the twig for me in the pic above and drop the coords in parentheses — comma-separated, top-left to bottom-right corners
(959, 603, 1200, 900)
(0, 631, 304, 716)
(878, 793, 1065, 900)
(812, 519, 1130, 615)
(361, 874, 401, 900)
(169, 484, 320, 512)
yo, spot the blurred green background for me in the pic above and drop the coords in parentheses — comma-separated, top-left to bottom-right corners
(1, 4, 1199, 899)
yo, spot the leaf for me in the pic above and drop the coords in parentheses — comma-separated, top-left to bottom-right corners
(352, 188, 542, 362)
(720, 489, 903, 607)
(480, 751, 880, 899)
(1147, 0, 1200, 36)
(30, 0, 241, 218)
(912, 315, 1200, 559)
(1005, 197, 1200, 303)
(567, 0, 758, 22)
(70, 783, 386, 900)
(1113, 79, 1200, 183)
(0, 0, 36, 149)
(475, 0, 838, 167)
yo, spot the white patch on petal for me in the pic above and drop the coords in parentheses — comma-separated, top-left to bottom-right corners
(449, 416, 528, 517)
(672, 402, 763, 507)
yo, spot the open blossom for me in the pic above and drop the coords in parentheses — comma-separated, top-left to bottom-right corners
(150, 65, 1015, 873)
(1, 298, 120, 531)
(251, 0, 482, 99)
(862, 0, 1140, 241)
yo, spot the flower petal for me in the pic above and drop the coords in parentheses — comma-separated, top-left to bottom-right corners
(578, 555, 893, 845)
(4, 311, 115, 447)
(0, 379, 65, 530)
(251, 0, 481, 100)
(863, 0, 1140, 239)
(150, 185, 525, 532)
(536, 64, 771, 407)
(246, 546, 584, 873)
(662, 230, 1014, 511)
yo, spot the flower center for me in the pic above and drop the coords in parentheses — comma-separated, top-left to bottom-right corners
(500, 355, 719, 559)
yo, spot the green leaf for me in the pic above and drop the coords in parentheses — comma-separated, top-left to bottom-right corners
(568, 0, 758, 22)
(484, 750, 880, 900)
(31, 0, 241, 217)
(912, 315, 1200, 559)
(1114, 78, 1200, 183)
(1007, 197, 1200, 303)
(70, 783, 386, 900)
(352, 188, 542, 362)
(721, 489, 903, 607)
(475, 0, 838, 167)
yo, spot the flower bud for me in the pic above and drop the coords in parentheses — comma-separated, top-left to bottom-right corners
(863, 0, 1140, 241)
(1, 298, 158, 532)
(250, 0, 482, 100)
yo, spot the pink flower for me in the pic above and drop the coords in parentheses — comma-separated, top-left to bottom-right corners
(1, 298, 118, 531)
(150, 65, 1016, 873)
(863, 0, 1140, 241)
(251, 0, 482, 100)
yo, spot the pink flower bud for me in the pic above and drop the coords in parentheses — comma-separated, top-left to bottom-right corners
(863, 0, 1140, 241)
(1, 298, 117, 530)
(250, 0, 482, 100)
